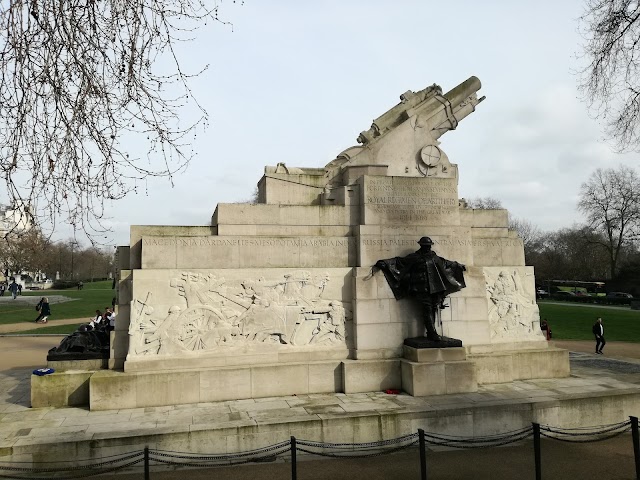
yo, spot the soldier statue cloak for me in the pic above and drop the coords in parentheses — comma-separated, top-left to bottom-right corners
(374, 237, 466, 344)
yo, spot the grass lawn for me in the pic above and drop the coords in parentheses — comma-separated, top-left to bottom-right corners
(538, 302, 640, 342)
(0, 280, 114, 326)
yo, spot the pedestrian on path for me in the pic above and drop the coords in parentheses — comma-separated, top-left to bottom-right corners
(592, 317, 606, 355)
(34, 297, 51, 324)
(8, 280, 18, 299)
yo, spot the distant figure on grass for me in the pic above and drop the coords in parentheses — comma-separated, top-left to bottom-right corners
(17, 284, 22, 295)
(592, 317, 605, 355)
(8, 280, 18, 299)
(540, 318, 552, 340)
(0, 283, 5, 296)
(77, 281, 83, 290)
(34, 297, 51, 324)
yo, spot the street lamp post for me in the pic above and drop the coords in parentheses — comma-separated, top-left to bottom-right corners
(70, 241, 78, 280)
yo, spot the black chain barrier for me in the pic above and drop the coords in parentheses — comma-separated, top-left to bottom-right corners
(539, 420, 632, 443)
(0, 418, 638, 479)
(418, 426, 534, 449)
(148, 443, 293, 468)
(0, 456, 143, 480)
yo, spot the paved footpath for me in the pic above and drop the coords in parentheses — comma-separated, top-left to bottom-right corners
(0, 318, 85, 334)
(2, 338, 640, 479)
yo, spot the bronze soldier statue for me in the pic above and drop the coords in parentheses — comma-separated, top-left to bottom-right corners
(375, 237, 466, 343)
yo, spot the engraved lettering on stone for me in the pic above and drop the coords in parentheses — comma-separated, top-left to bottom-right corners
(128, 271, 349, 357)
(364, 178, 458, 222)
(485, 270, 544, 341)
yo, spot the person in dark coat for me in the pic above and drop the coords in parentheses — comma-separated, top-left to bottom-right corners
(34, 297, 51, 324)
(8, 280, 18, 299)
(375, 236, 466, 342)
(592, 317, 605, 354)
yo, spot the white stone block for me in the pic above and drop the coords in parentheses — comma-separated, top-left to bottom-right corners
(141, 235, 356, 269)
(200, 368, 252, 402)
(31, 371, 93, 408)
(342, 359, 401, 393)
(251, 364, 309, 397)
(401, 361, 446, 396)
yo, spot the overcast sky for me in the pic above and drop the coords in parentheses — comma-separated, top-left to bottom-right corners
(74, 0, 639, 246)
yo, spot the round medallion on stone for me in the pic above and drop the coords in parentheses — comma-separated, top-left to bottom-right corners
(420, 145, 442, 167)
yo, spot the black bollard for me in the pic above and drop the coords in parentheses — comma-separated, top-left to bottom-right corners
(144, 446, 150, 480)
(632, 417, 640, 480)
(418, 429, 427, 480)
(533, 423, 541, 480)
(291, 436, 297, 480)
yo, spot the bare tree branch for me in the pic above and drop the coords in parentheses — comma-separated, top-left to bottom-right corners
(0, 0, 237, 241)
(466, 196, 504, 210)
(578, 0, 640, 151)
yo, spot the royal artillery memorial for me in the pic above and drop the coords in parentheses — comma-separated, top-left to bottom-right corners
(27, 77, 640, 459)
(38, 75, 572, 408)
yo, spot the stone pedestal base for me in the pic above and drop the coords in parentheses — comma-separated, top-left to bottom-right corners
(400, 346, 477, 397)
(468, 346, 570, 384)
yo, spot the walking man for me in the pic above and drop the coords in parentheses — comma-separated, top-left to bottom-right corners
(8, 280, 18, 299)
(592, 317, 606, 355)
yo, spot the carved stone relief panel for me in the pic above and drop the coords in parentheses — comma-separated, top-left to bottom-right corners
(483, 268, 545, 342)
(128, 269, 351, 358)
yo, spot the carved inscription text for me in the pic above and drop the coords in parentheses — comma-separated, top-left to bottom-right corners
(364, 177, 458, 223)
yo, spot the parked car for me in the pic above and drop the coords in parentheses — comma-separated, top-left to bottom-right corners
(606, 292, 634, 299)
(536, 289, 549, 299)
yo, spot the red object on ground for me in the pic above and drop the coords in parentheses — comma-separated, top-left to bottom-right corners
(385, 389, 401, 394)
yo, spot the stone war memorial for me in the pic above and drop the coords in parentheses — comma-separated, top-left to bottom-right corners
(35, 76, 571, 410)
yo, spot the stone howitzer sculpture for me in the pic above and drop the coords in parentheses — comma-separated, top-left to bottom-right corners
(324, 76, 485, 185)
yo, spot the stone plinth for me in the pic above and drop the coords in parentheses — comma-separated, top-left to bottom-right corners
(469, 346, 570, 384)
(400, 346, 477, 397)
(31, 371, 93, 408)
(90, 360, 344, 410)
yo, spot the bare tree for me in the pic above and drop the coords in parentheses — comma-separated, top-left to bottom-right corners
(466, 197, 503, 210)
(0, 229, 51, 276)
(0, 0, 235, 239)
(578, 0, 640, 151)
(508, 216, 543, 262)
(531, 226, 610, 281)
(578, 165, 640, 277)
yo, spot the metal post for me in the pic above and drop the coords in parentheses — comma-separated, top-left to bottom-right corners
(631, 416, 640, 480)
(291, 436, 297, 480)
(418, 429, 427, 480)
(533, 423, 541, 480)
(144, 446, 150, 480)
